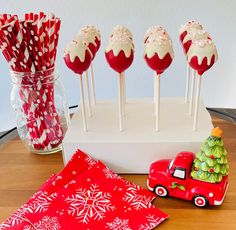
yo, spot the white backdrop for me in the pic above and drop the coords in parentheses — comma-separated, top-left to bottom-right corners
(1, 0, 236, 131)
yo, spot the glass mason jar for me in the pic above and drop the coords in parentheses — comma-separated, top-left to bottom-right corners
(10, 67, 70, 154)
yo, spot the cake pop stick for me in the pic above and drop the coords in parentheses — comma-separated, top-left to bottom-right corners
(118, 73, 123, 131)
(90, 63, 96, 105)
(189, 70, 196, 115)
(185, 64, 191, 103)
(155, 73, 160, 131)
(79, 75, 87, 132)
(193, 75, 201, 131)
(187, 39, 218, 131)
(154, 73, 157, 113)
(121, 72, 125, 116)
(85, 70, 92, 117)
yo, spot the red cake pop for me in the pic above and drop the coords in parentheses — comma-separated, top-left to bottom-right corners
(144, 34, 174, 74)
(63, 38, 92, 132)
(187, 39, 218, 131)
(105, 36, 134, 73)
(187, 39, 217, 76)
(64, 39, 92, 74)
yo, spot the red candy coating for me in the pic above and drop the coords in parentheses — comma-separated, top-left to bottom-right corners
(179, 31, 187, 44)
(88, 43, 97, 60)
(64, 50, 91, 75)
(183, 40, 192, 55)
(188, 55, 216, 76)
(95, 37, 101, 51)
(144, 53, 173, 75)
(105, 50, 134, 73)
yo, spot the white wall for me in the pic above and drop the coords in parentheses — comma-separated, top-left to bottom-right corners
(1, 0, 236, 131)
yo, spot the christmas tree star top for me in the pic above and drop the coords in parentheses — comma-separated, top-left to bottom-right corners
(211, 127, 222, 139)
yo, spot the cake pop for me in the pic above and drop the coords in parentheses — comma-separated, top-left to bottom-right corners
(187, 39, 218, 131)
(79, 26, 101, 106)
(144, 34, 174, 74)
(64, 38, 92, 132)
(144, 32, 174, 131)
(105, 32, 134, 131)
(105, 36, 134, 74)
(179, 20, 203, 105)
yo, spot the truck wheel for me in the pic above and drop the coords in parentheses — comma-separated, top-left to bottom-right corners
(193, 195, 209, 208)
(154, 185, 168, 197)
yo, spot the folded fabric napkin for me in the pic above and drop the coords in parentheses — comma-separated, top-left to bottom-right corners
(0, 149, 168, 230)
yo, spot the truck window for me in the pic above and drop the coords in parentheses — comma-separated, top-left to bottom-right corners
(173, 168, 186, 179)
(168, 160, 174, 170)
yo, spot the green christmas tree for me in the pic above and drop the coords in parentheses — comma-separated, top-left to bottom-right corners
(191, 127, 229, 183)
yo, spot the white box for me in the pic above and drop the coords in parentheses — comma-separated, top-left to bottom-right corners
(63, 98, 213, 173)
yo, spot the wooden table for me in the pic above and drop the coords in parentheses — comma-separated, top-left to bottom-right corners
(0, 114, 235, 229)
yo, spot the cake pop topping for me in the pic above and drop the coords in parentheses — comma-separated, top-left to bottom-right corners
(64, 39, 92, 63)
(111, 25, 133, 39)
(144, 26, 171, 42)
(187, 39, 218, 66)
(144, 34, 174, 59)
(183, 28, 210, 44)
(80, 25, 101, 40)
(179, 20, 203, 35)
(106, 35, 134, 58)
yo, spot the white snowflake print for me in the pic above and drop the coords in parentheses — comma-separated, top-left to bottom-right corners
(0, 204, 30, 229)
(0, 190, 57, 229)
(139, 215, 165, 230)
(23, 216, 61, 230)
(106, 217, 132, 230)
(85, 155, 97, 169)
(27, 192, 57, 214)
(123, 187, 152, 210)
(65, 184, 115, 224)
(103, 167, 121, 179)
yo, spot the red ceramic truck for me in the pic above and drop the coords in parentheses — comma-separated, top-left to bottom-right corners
(147, 152, 228, 207)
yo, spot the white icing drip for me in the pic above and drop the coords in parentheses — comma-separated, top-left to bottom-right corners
(144, 34, 174, 59)
(187, 39, 218, 65)
(64, 39, 91, 62)
(111, 25, 133, 39)
(144, 26, 170, 42)
(80, 25, 101, 40)
(183, 29, 210, 44)
(105, 37, 134, 58)
(76, 31, 97, 47)
(179, 20, 203, 35)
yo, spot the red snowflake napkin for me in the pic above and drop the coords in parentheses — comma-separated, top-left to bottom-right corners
(0, 149, 168, 230)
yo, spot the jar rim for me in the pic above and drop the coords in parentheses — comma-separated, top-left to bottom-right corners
(10, 66, 56, 76)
